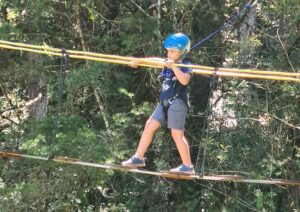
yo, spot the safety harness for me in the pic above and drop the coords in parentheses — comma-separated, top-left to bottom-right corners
(159, 58, 192, 119)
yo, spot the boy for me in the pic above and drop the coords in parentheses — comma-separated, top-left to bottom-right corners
(122, 33, 194, 174)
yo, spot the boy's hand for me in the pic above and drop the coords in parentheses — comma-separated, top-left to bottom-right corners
(164, 59, 175, 68)
(129, 59, 140, 68)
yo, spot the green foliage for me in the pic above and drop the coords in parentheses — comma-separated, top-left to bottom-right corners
(0, 0, 299, 211)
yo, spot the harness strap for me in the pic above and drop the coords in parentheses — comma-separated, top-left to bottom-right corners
(160, 92, 183, 122)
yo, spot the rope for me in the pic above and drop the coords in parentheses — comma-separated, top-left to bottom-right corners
(195, 70, 218, 176)
(0, 0, 298, 187)
(0, 151, 299, 186)
(2, 39, 299, 76)
(1, 40, 300, 82)
(190, 0, 258, 51)
(48, 49, 69, 159)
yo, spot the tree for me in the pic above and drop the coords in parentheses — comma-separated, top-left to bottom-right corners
(0, 0, 299, 211)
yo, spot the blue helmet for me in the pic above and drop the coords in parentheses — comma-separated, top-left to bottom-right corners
(163, 33, 191, 53)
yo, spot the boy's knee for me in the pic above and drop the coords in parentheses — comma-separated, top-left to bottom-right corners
(171, 129, 184, 140)
(144, 119, 160, 132)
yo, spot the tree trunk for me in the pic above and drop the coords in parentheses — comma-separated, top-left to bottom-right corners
(239, 6, 257, 67)
(156, 0, 163, 54)
(288, 129, 300, 210)
(26, 52, 47, 119)
(27, 78, 47, 119)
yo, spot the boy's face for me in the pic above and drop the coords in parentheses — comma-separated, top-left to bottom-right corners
(166, 49, 182, 61)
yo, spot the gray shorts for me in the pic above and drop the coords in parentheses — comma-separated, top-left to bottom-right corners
(149, 98, 188, 130)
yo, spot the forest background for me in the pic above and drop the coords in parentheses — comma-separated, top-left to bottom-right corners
(0, 0, 299, 211)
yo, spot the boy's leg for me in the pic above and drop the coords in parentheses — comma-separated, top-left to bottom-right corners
(135, 119, 161, 159)
(167, 99, 194, 173)
(122, 104, 165, 167)
(171, 129, 192, 166)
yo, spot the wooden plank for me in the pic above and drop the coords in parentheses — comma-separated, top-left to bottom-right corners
(0, 151, 23, 159)
(160, 171, 200, 180)
(1, 151, 300, 185)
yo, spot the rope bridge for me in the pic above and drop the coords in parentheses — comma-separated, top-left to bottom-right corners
(1, 151, 299, 186)
(1, 40, 300, 185)
(1, 40, 300, 82)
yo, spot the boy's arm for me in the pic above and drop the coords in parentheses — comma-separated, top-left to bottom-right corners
(165, 59, 191, 86)
(129, 58, 191, 85)
(172, 66, 191, 85)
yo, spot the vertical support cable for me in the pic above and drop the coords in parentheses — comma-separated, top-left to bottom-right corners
(195, 69, 218, 176)
(48, 49, 69, 159)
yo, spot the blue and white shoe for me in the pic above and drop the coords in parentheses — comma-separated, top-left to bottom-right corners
(121, 155, 145, 168)
(170, 164, 195, 174)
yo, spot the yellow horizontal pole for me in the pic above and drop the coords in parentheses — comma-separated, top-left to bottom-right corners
(2, 40, 300, 77)
(0, 40, 136, 61)
(193, 69, 300, 82)
(0, 44, 162, 68)
(1, 41, 300, 82)
(184, 64, 300, 77)
(218, 67, 300, 77)
(69, 54, 162, 68)
(0, 44, 62, 57)
(0, 40, 58, 51)
(2, 39, 300, 77)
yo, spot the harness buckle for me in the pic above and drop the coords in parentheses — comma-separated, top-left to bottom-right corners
(168, 98, 175, 105)
(162, 100, 169, 108)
